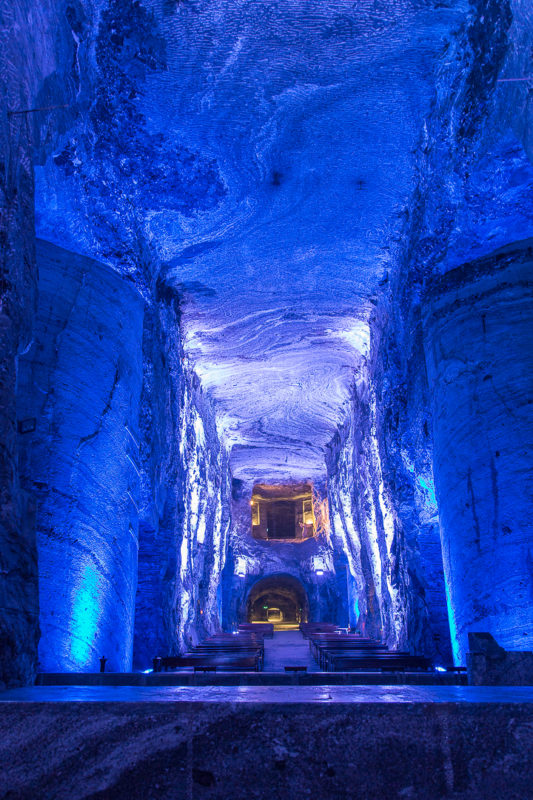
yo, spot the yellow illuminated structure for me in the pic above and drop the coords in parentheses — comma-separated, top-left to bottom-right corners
(250, 483, 319, 541)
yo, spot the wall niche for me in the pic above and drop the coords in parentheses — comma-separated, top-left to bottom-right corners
(250, 483, 315, 542)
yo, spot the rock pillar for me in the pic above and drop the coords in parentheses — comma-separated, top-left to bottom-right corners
(423, 241, 533, 663)
(18, 241, 144, 672)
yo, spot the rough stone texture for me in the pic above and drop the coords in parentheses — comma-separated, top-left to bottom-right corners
(369, 299, 454, 667)
(325, 349, 452, 663)
(370, 0, 533, 666)
(1, 699, 533, 799)
(31, 0, 470, 480)
(0, 93, 39, 685)
(0, 0, 77, 686)
(170, 364, 231, 654)
(423, 243, 533, 664)
(133, 289, 183, 669)
(467, 632, 533, 687)
(17, 240, 144, 672)
(134, 282, 232, 666)
(2, 0, 533, 688)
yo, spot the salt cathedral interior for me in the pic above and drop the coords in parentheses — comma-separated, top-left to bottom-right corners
(1, 0, 533, 797)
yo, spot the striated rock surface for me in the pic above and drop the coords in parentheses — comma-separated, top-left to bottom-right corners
(376, 0, 533, 663)
(134, 282, 232, 666)
(31, 0, 469, 480)
(0, 0, 76, 685)
(2, 0, 533, 682)
(326, 332, 452, 662)
(423, 242, 533, 663)
(18, 241, 145, 672)
(0, 94, 38, 685)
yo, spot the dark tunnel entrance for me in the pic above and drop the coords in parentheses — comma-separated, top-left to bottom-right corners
(246, 574, 309, 628)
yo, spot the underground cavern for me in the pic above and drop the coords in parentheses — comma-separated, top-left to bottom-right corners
(1, 0, 533, 797)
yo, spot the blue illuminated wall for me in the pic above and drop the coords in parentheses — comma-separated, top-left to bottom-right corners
(423, 243, 533, 664)
(326, 365, 453, 664)
(18, 241, 144, 672)
(133, 287, 232, 667)
(4, 0, 533, 684)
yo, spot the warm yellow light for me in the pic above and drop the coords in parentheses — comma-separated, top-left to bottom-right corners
(250, 500, 254, 506)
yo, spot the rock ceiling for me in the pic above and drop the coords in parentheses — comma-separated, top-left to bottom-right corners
(35, 0, 468, 482)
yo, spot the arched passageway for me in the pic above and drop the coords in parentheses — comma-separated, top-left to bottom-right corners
(246, 574, 309, 628)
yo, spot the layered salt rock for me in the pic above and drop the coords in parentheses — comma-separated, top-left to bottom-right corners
(18, 241, 144, 672)
(134, 282, 231, 666)
(3, 0, 532, 684)
(0, 111, 38, 684)
(0, 0, 61, 685)
(323, 285, 452, 663)
(373, 305, 453, 664)
(375, 0, 533, 666)
(423, 241, 533, 664)
(326, 357, 452, 662)
(17, 242, 232, 673)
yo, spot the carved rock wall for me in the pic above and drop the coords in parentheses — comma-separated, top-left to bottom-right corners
(134, 285, 232, 666)
(423, 242, 533, 663)
(18, 240, 144, 672)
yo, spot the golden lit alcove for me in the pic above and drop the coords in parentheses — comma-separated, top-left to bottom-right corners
(250, 483, 315, 541)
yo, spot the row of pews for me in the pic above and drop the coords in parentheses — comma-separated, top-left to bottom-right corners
(152, 623, 274, 673)
(301, 623, 432, 672)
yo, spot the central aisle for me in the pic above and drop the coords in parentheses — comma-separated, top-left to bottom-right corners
(262, 629, 319, 673)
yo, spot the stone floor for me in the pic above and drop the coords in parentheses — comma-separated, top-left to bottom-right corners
(2, 684, 533, 702)
(263, 629, 319, 672)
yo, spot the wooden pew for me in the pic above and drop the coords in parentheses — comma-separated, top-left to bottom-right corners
(305, 631, 430, 672)
(313, 642, 387, 670)
(327, 652, 432, 673)
(238, 623, 274, 638)
(299, 623, 338, 638)
(153, 654, 261, 672)
(307, 633, 383, 666)
(153, 629, 265, 672)
(189, 646, 264, 669)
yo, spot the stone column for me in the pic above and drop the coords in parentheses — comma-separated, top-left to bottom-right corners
(423, 241, 533, 664)
(18, 242, 145, 672)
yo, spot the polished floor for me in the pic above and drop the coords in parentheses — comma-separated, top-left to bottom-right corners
(2, 684, 533, 703)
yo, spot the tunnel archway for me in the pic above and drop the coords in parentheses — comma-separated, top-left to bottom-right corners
(246, 574, 309, 628)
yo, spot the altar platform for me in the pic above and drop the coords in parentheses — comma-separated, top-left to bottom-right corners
(1, 684, 532, 799)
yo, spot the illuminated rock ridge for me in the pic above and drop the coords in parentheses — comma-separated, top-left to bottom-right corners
(1, 0, 532, 682)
